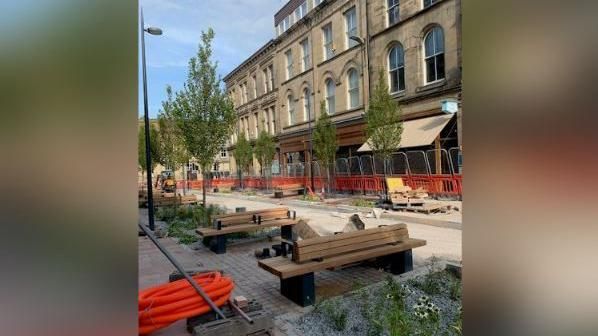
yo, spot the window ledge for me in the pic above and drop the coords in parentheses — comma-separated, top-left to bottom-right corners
(390, 90, 406, 99)
(317, 45, 362, 68)
(281, 67, 313, 86)
(416, 79, 446, 93)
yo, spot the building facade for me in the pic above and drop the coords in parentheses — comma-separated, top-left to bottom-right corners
(224, 0, 461, 177)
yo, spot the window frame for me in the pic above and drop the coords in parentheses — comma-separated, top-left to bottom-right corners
(287, 95, 295, 126)
(347, 69, 360, 108)
(388, 44, 406, 93)
(325, 78, 336, 115)
(423, 0, 438, 9)
(387, 0, 400, 26)
(270, 107, 276, 134)
(345, 7, 358, 49)
(423, 26, 445, 84)
(285, 49, 294, 80)
(322, 23, 333, 61)
(303, 88, 311, 121)
(300, 38, 311, 71)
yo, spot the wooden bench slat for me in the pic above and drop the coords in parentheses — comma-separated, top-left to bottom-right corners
(295, 224, 407, 248)
(197, 219, 298, 236)
(214, 207, 289, 219)
(294, 230, 409, 263)
(258, 238, 426, 279)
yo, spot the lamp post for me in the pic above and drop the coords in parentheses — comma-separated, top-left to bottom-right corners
(307, 92, 315, 192)
(350, 35, 368, 109)
(141, 8, 162, 231)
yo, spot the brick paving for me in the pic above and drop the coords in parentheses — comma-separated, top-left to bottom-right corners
(138, 193, 462, 335)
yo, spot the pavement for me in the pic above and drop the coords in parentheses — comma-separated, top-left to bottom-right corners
(138, 192, 462, 335)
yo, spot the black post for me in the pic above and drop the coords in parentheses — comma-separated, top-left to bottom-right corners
(141, 9, 155, 231)
(307, 94, 315, 192)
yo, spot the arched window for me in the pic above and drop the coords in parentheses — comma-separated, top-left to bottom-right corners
(424, 26, 445, 83)
(325, 79, 335, 114)
(303, 88, 311, 122)
(347, 69, 359, 108)
(388, 44, 405, 92)
(287, 95, 295, 126)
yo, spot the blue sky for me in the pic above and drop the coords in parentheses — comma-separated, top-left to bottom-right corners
(139, 0, 284, 118)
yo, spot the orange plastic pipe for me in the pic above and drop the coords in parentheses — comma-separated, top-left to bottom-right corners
(138, 271, 234, 335)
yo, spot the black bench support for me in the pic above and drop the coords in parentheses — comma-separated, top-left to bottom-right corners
(280, 272, 315, 307)
(388, 249, 413, 275)
(209, 235, 227, 254)
(281, 224, 293, 240)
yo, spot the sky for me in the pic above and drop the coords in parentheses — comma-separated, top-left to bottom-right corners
(139, 0, 285, 118)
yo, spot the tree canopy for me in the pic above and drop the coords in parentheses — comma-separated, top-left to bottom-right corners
(157, 86, 189, 174)
(365, 69, 403, 167)
(254, 130, 276, 177)
(168, 28, 236, 204)
(234, 132, 253, 175)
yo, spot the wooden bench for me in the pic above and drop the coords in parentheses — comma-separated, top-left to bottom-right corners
(258, 223, 426, 306)
(138, 194, 200, 207)
(274, 184, 305, 198)
(196, 207, 299, 254)
(213, 180, 235, 192)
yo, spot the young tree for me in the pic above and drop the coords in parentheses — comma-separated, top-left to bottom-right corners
(313, 101, 337, 195)
(157, 86, 190, 193)
(233, 132, 253, 189)
(254, 130, 276, 178)
(169, 28, 236, 206)
(365, 69, 403, 196)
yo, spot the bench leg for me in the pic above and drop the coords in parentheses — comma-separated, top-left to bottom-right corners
(281, 224, 293, 240)
(389, 249, 413, 275)
(280, 273, 315, 307)
(209, 235, 227, 254)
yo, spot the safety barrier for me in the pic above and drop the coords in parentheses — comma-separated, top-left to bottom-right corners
(159, 174, 462, 196)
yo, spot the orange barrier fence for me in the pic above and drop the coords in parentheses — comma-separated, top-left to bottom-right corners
(166, 174, 462, 196)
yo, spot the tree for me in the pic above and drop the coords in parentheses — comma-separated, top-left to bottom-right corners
(254, 130, 276, 178)
(313, 101, 337, 195)
(157, 86, 190, 193)
(138, 122, 160, 189)
(365, 69, 403, 196)
(169, 28, 236, 206)
(233, 132, 253, 189)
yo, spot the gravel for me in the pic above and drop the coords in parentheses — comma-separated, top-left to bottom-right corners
(285, 267, 462, 336)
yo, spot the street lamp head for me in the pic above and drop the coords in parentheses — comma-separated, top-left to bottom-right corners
(349, 35, 364, 45)
(145, 27, 163, 35)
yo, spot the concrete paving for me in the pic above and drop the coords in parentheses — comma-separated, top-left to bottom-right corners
(203, 193, 462, 262)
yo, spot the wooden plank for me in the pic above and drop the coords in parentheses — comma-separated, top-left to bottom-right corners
(295, 224, 407, 248)
(214, 207, 289, 219)
(296, 233, 409, 263)
(258, 238, 426, 279)
(296, 228, 409, 255)
(294, 230, 409, 263)
(256, 211, 290, 222)
(197, 219, 299, 236)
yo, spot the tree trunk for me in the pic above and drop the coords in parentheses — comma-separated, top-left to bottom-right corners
(202, 171, 207, 207)
(182, 164, 187, 195)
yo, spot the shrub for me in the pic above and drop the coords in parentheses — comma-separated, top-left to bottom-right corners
(351, 198, 376, 208)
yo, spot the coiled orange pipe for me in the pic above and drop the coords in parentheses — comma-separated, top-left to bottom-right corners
(138, 271, 234, 335)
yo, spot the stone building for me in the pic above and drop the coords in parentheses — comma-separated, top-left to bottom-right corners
(223, 0, 461, 176)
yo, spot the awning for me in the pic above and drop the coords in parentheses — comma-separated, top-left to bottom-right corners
(357, 114, 453, 152)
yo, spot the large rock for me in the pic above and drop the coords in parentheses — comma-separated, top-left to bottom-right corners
(341, 214, 365, 232)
